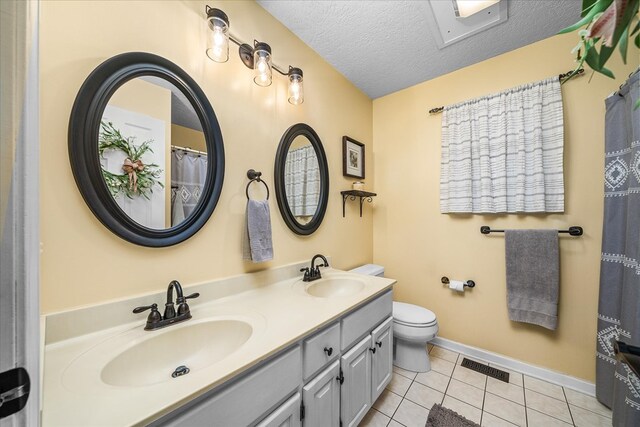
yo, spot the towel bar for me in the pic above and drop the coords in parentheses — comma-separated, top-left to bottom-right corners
(480, 226, 583, 236)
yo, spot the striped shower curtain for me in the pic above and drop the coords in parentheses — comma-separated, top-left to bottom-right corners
(284, 145, 320, 217)
(596, 69, 640, 426)
(171, 150, 207, 225)
(440, 76, 565, 213)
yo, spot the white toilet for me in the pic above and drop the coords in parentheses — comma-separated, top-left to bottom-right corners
(350, 264, 439, 373)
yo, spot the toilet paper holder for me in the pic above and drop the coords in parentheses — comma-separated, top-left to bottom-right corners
(441, 277, 476, 288)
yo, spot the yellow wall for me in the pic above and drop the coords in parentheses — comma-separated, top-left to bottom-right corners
(171, 124, 207, 153)
(372, 33, 638, 381)
(40, 0, 373, 313)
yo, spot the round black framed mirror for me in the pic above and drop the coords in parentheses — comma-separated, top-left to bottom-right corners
(274, 123, 329, 235)
(68, 52, 224, 247)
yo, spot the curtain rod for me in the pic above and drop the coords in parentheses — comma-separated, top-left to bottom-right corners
(171, 144, 207, 156)
(428, 68, 585, 115)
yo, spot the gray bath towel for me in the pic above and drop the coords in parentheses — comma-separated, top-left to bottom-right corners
(505, 230, 559, 330)
(242, 199, 273, 263)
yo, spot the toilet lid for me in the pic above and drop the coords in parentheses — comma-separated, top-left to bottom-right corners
(393, 302, 437, 326)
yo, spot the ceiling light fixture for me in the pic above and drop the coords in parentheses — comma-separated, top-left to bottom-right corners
(205, 5, 305, 105)
(452, 0, 500, 18)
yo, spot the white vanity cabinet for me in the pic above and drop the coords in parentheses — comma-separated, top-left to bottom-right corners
(153, 290, 393, 427)
(301, 361, 341, 427)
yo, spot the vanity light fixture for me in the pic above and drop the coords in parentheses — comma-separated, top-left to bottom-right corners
(452, 0, 500, 18)
(205, 5, 305, 104)
(205, 6, 230, 63)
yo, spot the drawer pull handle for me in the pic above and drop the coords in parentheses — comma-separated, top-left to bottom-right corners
(376, 341, 383, 348)
(324, 347, 333, 356)
(369, 347, 376, 354)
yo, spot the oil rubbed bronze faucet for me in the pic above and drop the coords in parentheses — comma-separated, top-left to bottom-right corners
(133, 280, 200, 331)
(301, 254, 329, 282)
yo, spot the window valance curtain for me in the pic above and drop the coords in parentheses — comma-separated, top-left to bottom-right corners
(440, 76, 565, 213)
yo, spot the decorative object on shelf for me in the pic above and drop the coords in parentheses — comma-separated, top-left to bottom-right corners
(342, 136, 365, 179)
(205, 6, 304, 105)
(558, 0, 640, 110)
(352, 181, 365, 191)
(98, 121, 164, 199)
(341, 190, 376, 218)
(480, 225, 584, 236)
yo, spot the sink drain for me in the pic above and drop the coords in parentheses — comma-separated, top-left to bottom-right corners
(171, 365, 190, 378)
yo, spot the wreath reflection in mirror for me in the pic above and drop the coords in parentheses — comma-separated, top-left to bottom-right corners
(98, 121, 164, 199)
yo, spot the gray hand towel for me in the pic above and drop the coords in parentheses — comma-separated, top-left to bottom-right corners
(505, 230, 559, 330)
(242, 199, 273, 263)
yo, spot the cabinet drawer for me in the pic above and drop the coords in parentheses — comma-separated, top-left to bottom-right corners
(255, 392, 301, 427)
(341, 291, 392, 350)
(153, 346, 302, 427)
(303, 322, 340, 380)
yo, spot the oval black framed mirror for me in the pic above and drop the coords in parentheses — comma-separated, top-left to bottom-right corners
(274, 123, 329, 235)
(68, 52, 224, 247)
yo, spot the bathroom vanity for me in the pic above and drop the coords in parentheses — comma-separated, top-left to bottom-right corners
(41, 262, 394, 426)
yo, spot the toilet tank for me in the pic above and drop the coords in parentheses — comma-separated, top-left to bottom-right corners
(349, 264, 384, 277)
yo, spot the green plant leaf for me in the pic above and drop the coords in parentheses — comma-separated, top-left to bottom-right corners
(635, 98, 640, 110)
(597, 0, 639, 67)
(635, 32, 640, 47)
(619, 25, 629, 62)
(631, 19, 640, 35)
(558, 0, 612, 34)
(582, 0, 599, 16)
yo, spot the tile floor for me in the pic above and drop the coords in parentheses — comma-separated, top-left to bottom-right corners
(361, 344, 612, 427)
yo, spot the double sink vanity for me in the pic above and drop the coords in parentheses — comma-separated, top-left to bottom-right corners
(42, 260, 395, 426)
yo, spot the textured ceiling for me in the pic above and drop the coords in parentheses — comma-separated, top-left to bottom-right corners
(257, 0, 582, 98)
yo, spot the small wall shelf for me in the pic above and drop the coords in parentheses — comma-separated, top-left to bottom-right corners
(341, 190, 377, 218)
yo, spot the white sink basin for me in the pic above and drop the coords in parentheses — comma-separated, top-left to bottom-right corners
(305, 277, 365, 298)
(100, 319, 252, 387)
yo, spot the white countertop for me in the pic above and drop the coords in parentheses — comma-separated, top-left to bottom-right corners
(41, 265, 394, 426)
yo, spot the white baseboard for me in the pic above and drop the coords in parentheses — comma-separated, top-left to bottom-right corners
(432, 337, 596, 397)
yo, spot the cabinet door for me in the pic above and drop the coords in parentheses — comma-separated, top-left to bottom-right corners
(256, 393, 301, 427)
(340, 335, 372, 427)
(370, 317, 393, 402)
(302, 360, 340, 427)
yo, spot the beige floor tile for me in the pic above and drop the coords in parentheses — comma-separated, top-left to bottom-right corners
(524, 376, 566, 401)
(445, 379, 484, 409)
(388, 421, 403, 427)
(430, 356, 455, 376)
(360, 409, 390, 427)
(526, 408, 573, 427)
(564, 388, 612, 418)
(525, 389, 572, 424)
(430, 345, 459, 363)
(481, 412, 518, 427)
(414, 369, 450, 393)
(373, 389, 403, 418)
(392, 399, 430, 427)
(483, 392, 526, 426)
(393, 365, 418, 380)
(441, 396, 482, 424)
(386, 373, 412, 396)
(427, 343, 434, 352)
(486, 377, 524, 405)
(570, 405, 613, 427)
(405, 381, 444, 409)
(452, 364, 487, 390)
(488, 363, 524, 387)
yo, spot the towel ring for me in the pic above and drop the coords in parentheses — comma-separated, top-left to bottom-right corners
(246, 169, 269, 200)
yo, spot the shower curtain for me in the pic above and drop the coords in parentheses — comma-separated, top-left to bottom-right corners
(284, 145, 320, 217)
(596, 69, 640, 426)
(171, 150, 207, 226)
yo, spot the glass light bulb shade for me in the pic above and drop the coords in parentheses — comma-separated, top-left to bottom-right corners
(253, 50, 272, 87)
(288, 74, 304, 105)
(206, 17, 229, 63)
(453, 0, 499, 18)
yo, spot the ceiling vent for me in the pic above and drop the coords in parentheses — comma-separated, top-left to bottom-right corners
(426, 0, 508, 49)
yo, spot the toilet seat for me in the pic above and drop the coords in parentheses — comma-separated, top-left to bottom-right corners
(393, 302, 437, 327)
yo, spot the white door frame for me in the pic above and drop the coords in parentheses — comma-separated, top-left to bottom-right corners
(0, 0, 40, 425)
